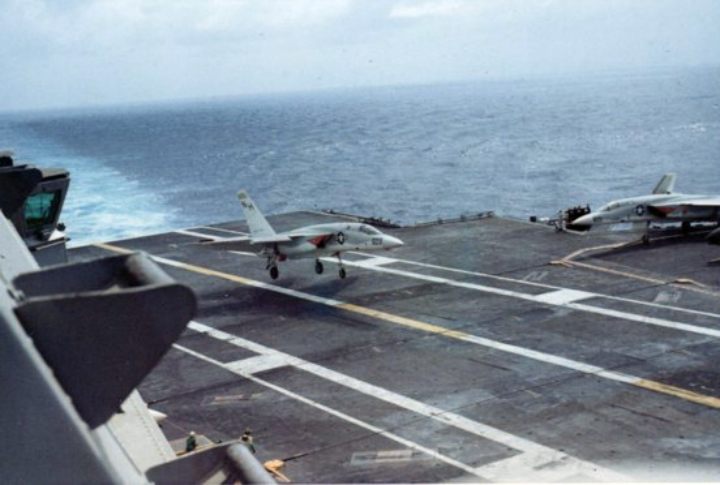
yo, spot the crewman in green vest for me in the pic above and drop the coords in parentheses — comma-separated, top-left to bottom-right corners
(241, 429, 256, 454)
(185, 431, 197, 452)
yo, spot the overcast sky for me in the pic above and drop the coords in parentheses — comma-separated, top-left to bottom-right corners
(2, 0, 719, 111)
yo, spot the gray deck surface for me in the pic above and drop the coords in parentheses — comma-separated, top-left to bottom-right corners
(70, 213, 720, 482)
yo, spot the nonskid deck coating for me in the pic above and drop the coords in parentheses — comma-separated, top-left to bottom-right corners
(70, 212, 720, 482)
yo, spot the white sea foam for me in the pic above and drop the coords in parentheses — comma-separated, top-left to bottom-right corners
(0, 121, 180, 244)
(59, 158, 178, 245)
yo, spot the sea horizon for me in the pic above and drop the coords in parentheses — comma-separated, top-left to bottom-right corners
(1, 64, 718, 245)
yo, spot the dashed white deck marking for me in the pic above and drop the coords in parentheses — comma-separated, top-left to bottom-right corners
(348, 251, 720, 320)
(349, 256, 397, 268)
(229, 250, 258, 257)
(188, 320, 622, 481)
(533, 289, 595, 305)
(173, 343, 486, 479)
(351, 449, 429, 465)
(654, 290, 682, 304)
(565, 302, 720, 338)
(151, 254, 346, 306)
(94, 242, 720, 411)
(225, 354, 289, 375)
(473, 449, 605, 482)
(172, 231, 720, 320)
(327, 257, 720, 339)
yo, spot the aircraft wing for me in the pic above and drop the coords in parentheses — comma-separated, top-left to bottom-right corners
(650, 197, 720, 211)
(201, 227, 336, 249)
(250, 235, 293, 244)
(285, 228, 335, 238)
(200, 229, 335, 248)
(199, 235, 253, 250)
(285, 227, 342, 247)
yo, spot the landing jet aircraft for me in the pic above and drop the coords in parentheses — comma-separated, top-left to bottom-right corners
(572, 174, 720, 243)
(206, 191, 404, 279)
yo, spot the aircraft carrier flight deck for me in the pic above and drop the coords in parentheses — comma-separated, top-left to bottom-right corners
(70, 211, 720, 482)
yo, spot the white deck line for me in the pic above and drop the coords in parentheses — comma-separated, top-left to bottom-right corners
(93, 241, 720, 471)
(173, 343, 486, 479)
(225, 354, 289, 375)
(347, 252, 565, 290)
(188, 321, 621, 481)
(191, 232, 720, 320)
(152, 255, 346, 306)
(350, 256, 397, 268)
(533, 289, 596, 305)
(144, 252, 716, 400)
(567, 302, 720, 339)
(229, 250, 259, 257)
(174, 229, 224, 240)
(473, 450, 607, 482)
(328, 259, 720, 339)
(348, 252, 720, 320)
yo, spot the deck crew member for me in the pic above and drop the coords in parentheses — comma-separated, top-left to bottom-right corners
(241, 429, 256, 454)
(185, 431, 197, 452)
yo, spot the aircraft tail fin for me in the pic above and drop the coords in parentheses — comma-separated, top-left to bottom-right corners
(652, 173, 676, 194)
(237, 191, 277, 239)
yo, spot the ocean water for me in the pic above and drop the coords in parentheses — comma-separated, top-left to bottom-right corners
(1, 66, 718, 245)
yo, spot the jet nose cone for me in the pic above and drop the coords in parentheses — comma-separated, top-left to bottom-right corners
(570, 213, 594, 229)
(384, 235, 404, 249)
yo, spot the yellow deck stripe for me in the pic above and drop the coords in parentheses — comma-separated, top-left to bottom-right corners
(341, 302, 720, 409)
(95, 242, 133, 254)
(94, 242, 720, 410)
(338, 303, 470, 339)
(559, 242, 720, 298)
(634, 379, 720, 409)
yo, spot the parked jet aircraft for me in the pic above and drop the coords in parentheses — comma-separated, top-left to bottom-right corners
(571, 174, 720, 243)
(206, 191, 404, 279)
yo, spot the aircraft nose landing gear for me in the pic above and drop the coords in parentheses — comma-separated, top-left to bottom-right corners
(315, 259, 324, 275)
(269, 266, 279, 279)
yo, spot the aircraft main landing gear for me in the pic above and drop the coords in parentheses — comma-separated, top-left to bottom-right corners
(315, 259, 324, 275)
(336, 253, 347, 279)
(266, 254, 280, 279)
(641, 221, 651, 246)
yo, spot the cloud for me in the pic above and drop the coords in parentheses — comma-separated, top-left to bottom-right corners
(0, 0, 719, 111)
(194, 0, 354, 33)
(1, 0, 355, 52)
(389, 0, 474, 18)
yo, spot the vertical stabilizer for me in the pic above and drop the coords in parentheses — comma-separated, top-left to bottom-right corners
(652, 173, 676, 194)
(237, 191, 276, 239)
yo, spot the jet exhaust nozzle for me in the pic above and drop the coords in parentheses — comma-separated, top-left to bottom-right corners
(708, 227, 720, 245)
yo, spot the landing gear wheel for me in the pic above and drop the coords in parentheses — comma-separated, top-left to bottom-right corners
(339, 267, 347, 279)
(315, 260, 324, 275)
(337, 232, 345, 244)
(269, 266, 279, 279)
(641, 234, 650, 246)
